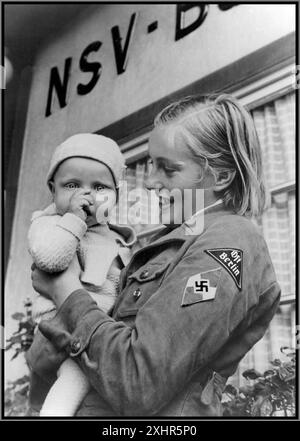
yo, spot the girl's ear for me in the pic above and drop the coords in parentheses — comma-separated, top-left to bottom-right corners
(213, 170, 236, 192)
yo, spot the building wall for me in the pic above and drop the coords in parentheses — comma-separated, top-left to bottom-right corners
(5, 3, 295, 381)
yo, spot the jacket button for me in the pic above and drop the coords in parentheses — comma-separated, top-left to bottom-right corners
(140, 270, 149, 279)
(70, 340, 81, 354)
(133, 288, 141, 300)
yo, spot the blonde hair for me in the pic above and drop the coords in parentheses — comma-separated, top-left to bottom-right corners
(154, 94, 267, 217)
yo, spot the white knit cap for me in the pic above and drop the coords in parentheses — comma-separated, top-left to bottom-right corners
(46, 133, 125, 189)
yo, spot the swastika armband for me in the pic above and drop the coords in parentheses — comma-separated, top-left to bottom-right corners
(205, 248, 243, 290)
(181, 268, 222, 307)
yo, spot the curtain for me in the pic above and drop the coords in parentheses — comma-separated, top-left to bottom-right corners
(254, 191, 295, 299)
(251, 93, 295, 300)
(252, 92, 295, 188)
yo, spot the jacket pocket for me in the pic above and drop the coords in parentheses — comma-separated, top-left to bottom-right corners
(116, 260, 172, 320)
(128, 260, 171, 284)
(117, 307, 139, 318)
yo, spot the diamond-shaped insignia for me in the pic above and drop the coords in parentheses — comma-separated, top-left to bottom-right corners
(181, 269, 221, 307)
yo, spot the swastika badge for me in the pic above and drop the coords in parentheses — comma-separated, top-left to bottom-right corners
(181, 269, 221, 307)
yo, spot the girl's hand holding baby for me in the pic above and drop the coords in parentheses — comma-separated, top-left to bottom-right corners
(31, 256, 82, 308)
(67, 189, 94, 221)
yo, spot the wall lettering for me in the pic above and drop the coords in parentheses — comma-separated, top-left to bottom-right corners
(175, 4, 209, 41)
(45, 57, 72, 117)
(45, 5, 238, 117)
(77, 41, 102, 96)
(111, 12, 138, 75)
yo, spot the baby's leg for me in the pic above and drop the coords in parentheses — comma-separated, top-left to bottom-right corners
(40, 358, 90, 416)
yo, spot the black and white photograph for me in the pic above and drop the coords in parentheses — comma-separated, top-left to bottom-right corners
(1, 0, 298, 424)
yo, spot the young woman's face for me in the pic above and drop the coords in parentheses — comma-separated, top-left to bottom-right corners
(51, 157, 116, 226)
(146, 126, 216, 226)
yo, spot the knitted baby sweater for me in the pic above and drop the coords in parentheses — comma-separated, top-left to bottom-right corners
(28, 203, 136, 319)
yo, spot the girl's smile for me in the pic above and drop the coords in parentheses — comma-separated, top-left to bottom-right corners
(146, 126, 215, 225)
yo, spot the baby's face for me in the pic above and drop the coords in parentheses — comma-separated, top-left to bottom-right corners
(51, 157, 116, 225)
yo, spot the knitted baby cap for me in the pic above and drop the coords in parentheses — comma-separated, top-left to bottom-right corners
(46, 133, 125, 189)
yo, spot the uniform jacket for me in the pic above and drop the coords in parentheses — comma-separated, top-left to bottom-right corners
(26, 203, 281, 417)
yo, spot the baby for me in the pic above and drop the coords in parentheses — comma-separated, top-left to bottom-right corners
(27, 133, 136, 416)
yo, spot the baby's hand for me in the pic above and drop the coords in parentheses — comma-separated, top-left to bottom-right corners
(67, 189, 94, 221)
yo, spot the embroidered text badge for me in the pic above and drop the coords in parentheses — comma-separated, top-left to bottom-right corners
(205, 248, 243, 290)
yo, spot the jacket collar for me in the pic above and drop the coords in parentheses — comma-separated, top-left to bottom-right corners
(150, 202, 236, 245)
(131, 202, 236, 262)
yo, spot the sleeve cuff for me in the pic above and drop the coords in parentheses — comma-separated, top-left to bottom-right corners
(56, 213, 87, 240)
(51, 289, 114, 357)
